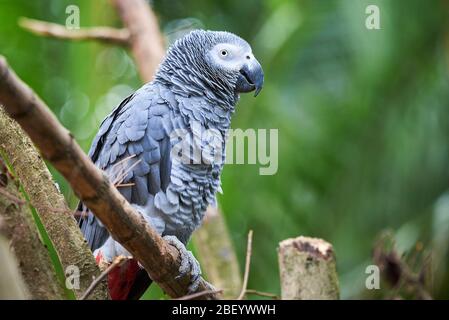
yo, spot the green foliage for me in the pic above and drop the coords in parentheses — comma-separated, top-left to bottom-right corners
(1, 0, 448, 299)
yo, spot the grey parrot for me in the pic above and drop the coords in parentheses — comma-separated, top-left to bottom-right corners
(78, 30, 264, 299)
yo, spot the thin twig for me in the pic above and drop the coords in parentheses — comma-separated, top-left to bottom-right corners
(73, 211, 87, 218)
(19, 17, 130, 46)
(111, 157, 141, 186)
(0, 187, 26, 206)
(80, 256, 130, 300)
(174, 289, 224, 301)
(111, 154, 136, 169)
(237, 230, 253, 300)
(116, 183, 135, 188)
(245, 289, 279, 300)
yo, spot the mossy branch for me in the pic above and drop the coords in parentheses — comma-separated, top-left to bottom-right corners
(0, 158, 65, 299)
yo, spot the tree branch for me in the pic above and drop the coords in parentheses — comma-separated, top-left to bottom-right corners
(111, 0, 165, 82)
(0, 108, 108, 300)
(18, 0, 165, 83)
(0, 56, 218, 299)
(0, 158, 65, 299)
(19, 17, 130, 46)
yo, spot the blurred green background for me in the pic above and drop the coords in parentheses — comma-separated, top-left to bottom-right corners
(1, 0, 449, 299)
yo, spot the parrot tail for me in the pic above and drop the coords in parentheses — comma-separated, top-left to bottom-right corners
(96, 253, 152, 300)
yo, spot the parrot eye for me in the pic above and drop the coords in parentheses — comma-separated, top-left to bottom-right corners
(220, 49, 228, 57)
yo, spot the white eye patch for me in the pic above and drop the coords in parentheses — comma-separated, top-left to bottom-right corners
(208, 43, 251, 71)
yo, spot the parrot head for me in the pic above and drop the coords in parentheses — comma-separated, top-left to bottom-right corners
(204, 31, 264, 97)
(156, 30, 264, 106)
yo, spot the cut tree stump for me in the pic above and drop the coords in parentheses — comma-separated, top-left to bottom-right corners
(278, 236, 339, 300)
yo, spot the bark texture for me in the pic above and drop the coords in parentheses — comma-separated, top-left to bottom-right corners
(0, 159, 65, 299)
(0, 108, 108, 300)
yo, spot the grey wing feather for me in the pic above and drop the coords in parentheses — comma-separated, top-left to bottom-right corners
(79, 84, 173, 251)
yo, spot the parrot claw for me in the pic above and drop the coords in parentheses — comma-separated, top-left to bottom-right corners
(163, 235, 202, 293)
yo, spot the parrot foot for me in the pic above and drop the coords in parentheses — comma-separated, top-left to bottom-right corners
(163, 235, 202, 293)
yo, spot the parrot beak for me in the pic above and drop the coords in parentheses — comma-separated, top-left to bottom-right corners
(236, 59, 264, 97)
